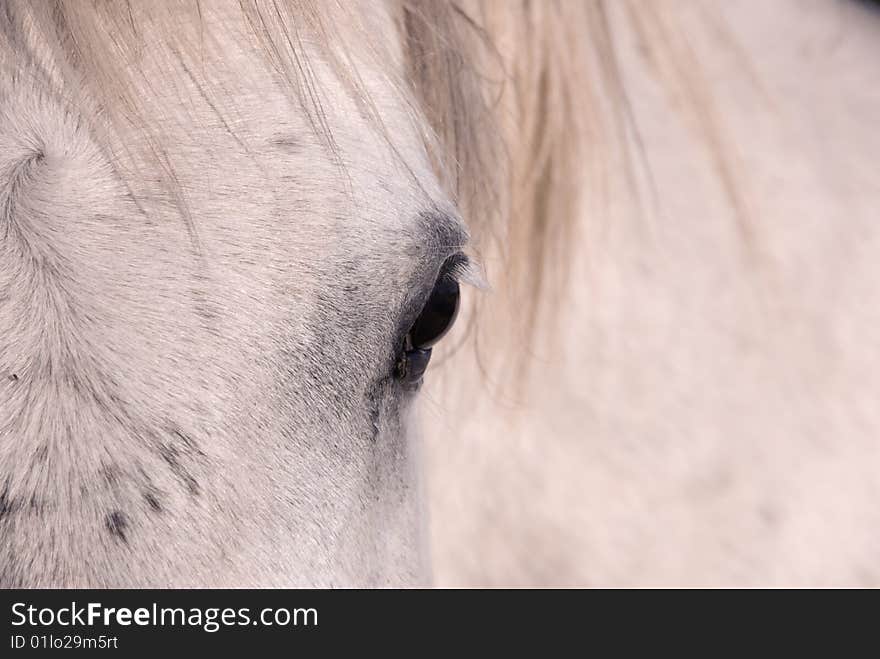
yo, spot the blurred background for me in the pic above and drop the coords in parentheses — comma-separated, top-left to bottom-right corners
(422, 0, 880, 586)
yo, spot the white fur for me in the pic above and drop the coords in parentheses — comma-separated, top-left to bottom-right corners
(1, 1, 449, 586)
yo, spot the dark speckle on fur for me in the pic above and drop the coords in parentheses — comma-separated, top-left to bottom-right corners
(106, 511, 128, 543)
(271, 134, 300, 150)
(8, 373, 17, 382)
(158, 442, 201, 496)
(144, 492, 162, 513)
(0, 481, 18, 521)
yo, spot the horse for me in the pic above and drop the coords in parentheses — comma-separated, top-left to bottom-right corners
(2, 0, 879, 587)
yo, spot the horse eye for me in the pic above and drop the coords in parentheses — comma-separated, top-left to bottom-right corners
(408, 270, 460, 350)
(394, 257, 463, 384)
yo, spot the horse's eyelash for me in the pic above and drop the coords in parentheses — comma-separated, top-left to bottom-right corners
(443, 253, 487, 290)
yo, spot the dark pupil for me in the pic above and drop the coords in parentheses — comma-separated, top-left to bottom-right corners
(408, 274, 460, 349)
